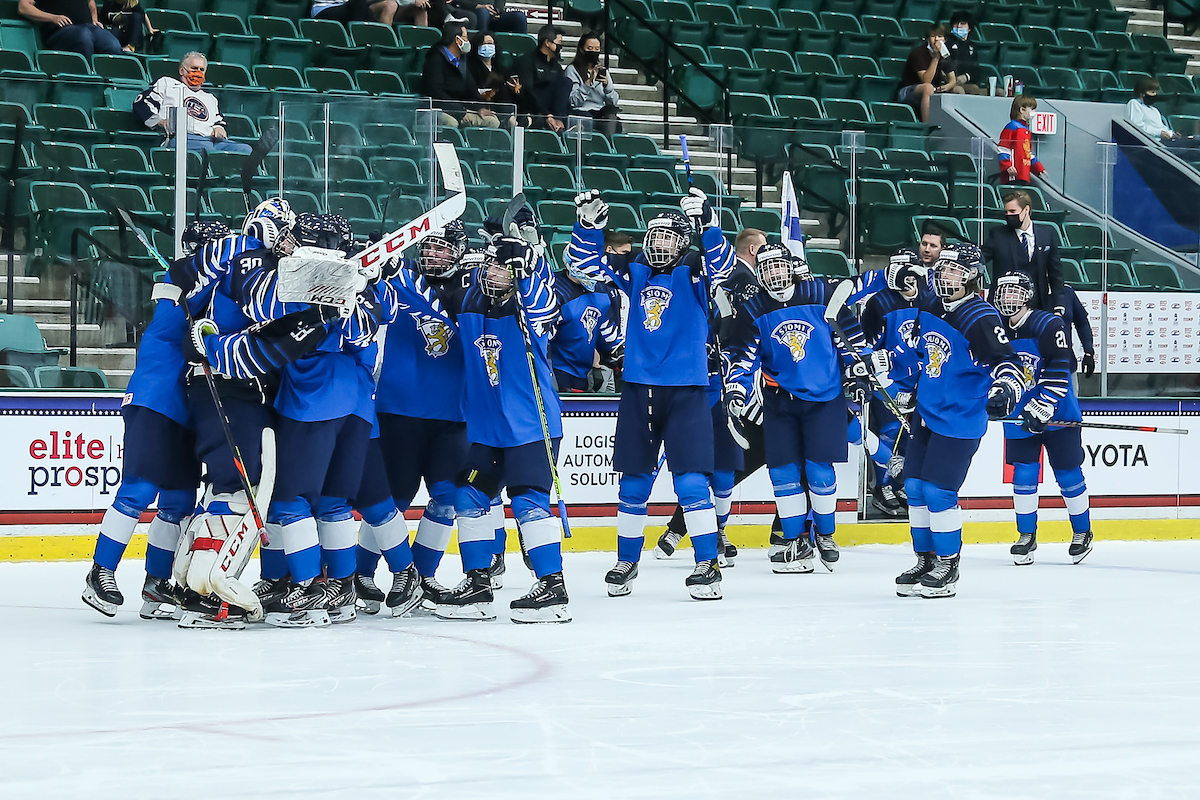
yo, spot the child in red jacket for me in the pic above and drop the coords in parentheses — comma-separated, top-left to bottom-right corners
(999, 95, 1045, 184)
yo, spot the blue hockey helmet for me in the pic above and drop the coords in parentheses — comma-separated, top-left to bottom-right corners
(181, 220, 231, 256)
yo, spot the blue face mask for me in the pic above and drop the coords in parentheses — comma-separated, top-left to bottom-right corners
(478, 43, 496, 59)
(951, 26, 968, 39)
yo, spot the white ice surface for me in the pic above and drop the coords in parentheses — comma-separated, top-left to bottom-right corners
(3, 542, 1200, 799)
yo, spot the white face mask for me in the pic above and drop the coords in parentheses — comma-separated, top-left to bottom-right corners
(458, 37, 471, 54)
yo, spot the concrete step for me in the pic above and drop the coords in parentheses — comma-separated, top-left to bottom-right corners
(0, 275, 41, 301)
(73, 346, 138, 372)
(40, 323, 110, 348)
(101, 369, 132, 390)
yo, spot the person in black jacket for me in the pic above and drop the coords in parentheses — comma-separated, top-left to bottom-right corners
(1062, 285, 1096, 379)
(946, 11, 989, 96)
(983, 188, 1066, 315)
(513, 24, 572, 132)
(467, 30, 533, 127)
(420, 21, 501, 129)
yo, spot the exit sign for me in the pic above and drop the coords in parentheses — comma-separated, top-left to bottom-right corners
(1032, 111, 1057, 135)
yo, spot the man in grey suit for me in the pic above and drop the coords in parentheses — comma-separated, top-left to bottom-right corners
(982, 189, 1065, 315)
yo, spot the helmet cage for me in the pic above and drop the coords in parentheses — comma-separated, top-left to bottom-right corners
(478, 251, 513, 299)
(993, 275, 1034, 316)
(642, 225, 688, 268)
(933, 258, 976, 300)
(756, 250, 795, 294)
(418, 235, 464, 278)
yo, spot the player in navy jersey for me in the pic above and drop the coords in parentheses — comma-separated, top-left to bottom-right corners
(550, 256, 623, 392)
(993, 273, 1094, 565)
(568, 187, 735, 600)
(722, 244, 883, 572)
(885, 245, 1027, 598)
(82, 221, 235, 619)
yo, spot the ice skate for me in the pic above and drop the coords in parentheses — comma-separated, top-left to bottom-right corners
(685, 558, 723, 600)
(323, 577, 357, 624)
(654, 528, 684, 559)
(770, 537, 815, 574)
(353, 573, 384, 614)
(177, 597, 249, 630)
(82, 563, 123, 617)
(264, 580, 332, 628)
(139, 575, 182, 620)
(604, 560, 638, 596)
(386, 564, 423, 617)
(720, 528, 737, 562)
(417, 575, 451, 613)
(919, 555, 960, 599)
(434, 569, 496, 620)
(486, 551, 506, 589)
(1011, 531, 1037, 566)
(814, 534, 839, 571)
(510, 572, 571, 624)
(896, 552, 936, 597)
(768, 531, 788, 558)
(253, 577, 291, 609)
(872, 483, 903, 516)
(1069, 530, 1094, 564)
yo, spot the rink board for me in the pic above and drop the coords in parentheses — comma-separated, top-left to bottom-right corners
(1, 393, 1198, 560)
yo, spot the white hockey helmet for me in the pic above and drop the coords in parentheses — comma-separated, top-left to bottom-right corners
(242, 197, 297, 256)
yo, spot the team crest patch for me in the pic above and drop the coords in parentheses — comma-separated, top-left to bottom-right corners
(923, 331, 952, 378)
(475, 334, 502, 386)
(411, 312, 454, 357)
(580, 306, 601, 338)
(1018, 351, 1040, 385)
(898, 318, 918, 349)
(771, 319, 815, 362)
(640, 286, 672, 331)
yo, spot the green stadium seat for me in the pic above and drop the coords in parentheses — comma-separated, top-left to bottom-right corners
(0, 365, 33, 388)
(897, 179, 948, 213)
(752, 49, 796, 73)
(349, 21, 399, 48)
(1095, 10, 1131, 32)
(305, 67, 363, 93)
(1057, 9, 1094, 30)
(795, 51, 838, 75)
(198, 12, 248, 35)
(204, 62, 253, 88)
(979, 23, 1020, 43)
(613, 133, 674, 171)
(1060, 258, 1091, 289)
(396, 24, 441, 50)
(148, 185, 197, 218)
(772, 72, 815, 98)
(91, 144, 155, 181)
(159, 31, 212, 61)
(838, 55, 881, 77)
(1019, 5, 1057, 28)
(36, 50, 91, 76)
(92, 53, 148, 85)
(33, 103, 90, 130)
(253, 15, 300, 39)
(654, 0, 696, 21)
(212, 35, 262, 71)
(799, 30, 839, 55)
(1082, 259, 1135, 290)
(35, 365, 108, 389)
(264, 38, 314, 71)
(254, 65, 307, 90)
(0, 19, 40, 58)
(212, 0, 259, 14)
(739, 206, 781, 232)
(1057, 28, 1097, 49)
(1133, 262, 1185, 290)
(708, 46, 754, 70)
(150, 9, 198, 32)
(754, 29, 797, 52)
(778, 8, 820, 30)
(694, 2, 738, 25)
(862, 15, 904, 37)
(806, 249, 854, 279)
(355, 70, 405, 95)
(1019, 25, 1059, 47)
(627, 168, 679, 201)
(370, 156, 422, 186)
(738, 5, 780, 26)
(35, 140, 96, 173)
(821, 11, 863, 33)
(914, 215, 966, 242)
(28, 180, 93, 214)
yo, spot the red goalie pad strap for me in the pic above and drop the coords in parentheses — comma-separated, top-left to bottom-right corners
(192, 537, 223, 552)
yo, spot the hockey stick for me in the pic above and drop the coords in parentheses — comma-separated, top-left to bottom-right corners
(503, 193, 572, 538)
(116, 208, 270, 543)
(240, 127, 280, 214)
(997, 418, 1188, 435)
(824, 279, 910, 434)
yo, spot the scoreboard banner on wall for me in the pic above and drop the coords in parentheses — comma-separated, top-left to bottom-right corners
(1077, 291, 1199, 372)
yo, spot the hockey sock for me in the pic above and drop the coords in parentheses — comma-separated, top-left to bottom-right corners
(1055, 466, 1092, 533)
(412, 498, 455, 577)
(617, 472, 653, 562)
(513, 490, 561, 577)
(667, 504, 687, 534)
(316, 517, 358, 580)
(712, 470, 735, 529)
(925, 483, 963, 557)
(278, 517, 321, 583)
(261, 522, 288, 580)
(94, 506, 141, 571)
(455, 484, 494, 572)
(356, 521, 383, 576)
(906, 478, 933, 553)
(769, 463, 809, 540)
(144, 514, 183, 580)
(805, 460, 838, 536)
(358, 499, 413, 573)
(488, 496, 507, 554)
(1012, 461, 1041, 535)
(674, 472, 718, 562)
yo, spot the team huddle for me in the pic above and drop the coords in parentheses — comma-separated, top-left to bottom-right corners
(80, 177, 1096, 629)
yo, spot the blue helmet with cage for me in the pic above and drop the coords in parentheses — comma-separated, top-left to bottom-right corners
(181, 221, 231, 256)
(294, 213, 354, 254)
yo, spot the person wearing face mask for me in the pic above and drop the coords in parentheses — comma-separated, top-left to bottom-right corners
(998, 95, 1046, 185)
(983, 189, 1065, 316)
(1128, 77, 1200, 157)
(896, 23, 958, 123)
(421, 22, 502, 129)
(467, 32, 533, 127)
(133, 52, 253, 154)
(564, 32, 622, 136)
(946, 11, 987, 96)
(514, 24, 573, 132)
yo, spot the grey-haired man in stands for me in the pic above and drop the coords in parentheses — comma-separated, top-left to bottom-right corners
(133, 52, 253, 155)
(19, 0, 123, 60)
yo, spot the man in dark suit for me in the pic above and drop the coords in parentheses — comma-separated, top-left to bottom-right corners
(983, 189, 1065, 315)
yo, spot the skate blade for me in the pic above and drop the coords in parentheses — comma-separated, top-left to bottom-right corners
(387, 593, 423, 617)
(919, 583, 958, 599)
(767, 545, 785, 558)
(606, 582, 634, 597)
(687, 584, 723, 600)
(1071, 546, 1093, 564)
(489, 577, 504, 590)
(356, 598, 382, 615)
(895, 584, 922, 597)
(433, 602, 497, 621)
(818, 555, 837, 572)
(139, 601, 182, 620)
(177, 610, 247, 630)
(771, 559, 815, 574)
(328, 607, 357, 624)
(1012, 553, 1035, 566)
(82, 587, 119, 618)
(653, 545, 674, 559)
(510, 604, 572, 624)
(265, 609, 331, 628)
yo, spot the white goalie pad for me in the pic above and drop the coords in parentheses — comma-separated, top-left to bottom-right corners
(276, 245, 364, 313)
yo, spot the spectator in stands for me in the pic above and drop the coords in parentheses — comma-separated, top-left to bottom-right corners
(1128, 77, 1200, 158)
(421, 22, 502, 130)
(999, 95, 1046, 185)
(133, 52, 253, 155)
(100, 0, 154, 53)
(983, 188, 1065, 315)
(449, 0, 527, 33)
(605, 230, 633, 256)
(733, 227, 766, 272)
(18, 0, 123, 60)
(918, 220, 946, 268)
(565, 32, 621, 136)
(310, 0, 422, 26)
(896, 23, 958, 123)
(514, 24, 572, 133)
(946, 11, 987, 96)
(467, 31, 532, 127)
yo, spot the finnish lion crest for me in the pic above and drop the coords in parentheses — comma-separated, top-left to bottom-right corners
(475, 334, 502, 386)
(898, 318, 918, 349)
(580, 306, 602, 339)
(411, 313, 453, 358)
(1018, 351, 1040, 385)
(640, 286, 672, 332)
(771, 319, 816, 362)
(923, 331, 952, 378)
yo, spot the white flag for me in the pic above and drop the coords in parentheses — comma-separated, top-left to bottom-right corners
(780, 171, 805, 260)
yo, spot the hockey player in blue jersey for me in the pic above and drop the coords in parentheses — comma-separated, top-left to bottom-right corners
(888, 244, 1027, 598)
(568, 187, 734, 600)
(722, 244, 881, 573)
(550, 256, 623, 392)
(993, 272, 1094, 565)
(82, 220, 233, 619)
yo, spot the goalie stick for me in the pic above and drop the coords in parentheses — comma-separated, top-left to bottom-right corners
(503, 193, 572, 539)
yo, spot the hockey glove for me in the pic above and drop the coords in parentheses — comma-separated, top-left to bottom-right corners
(868, 349, 892, 377)
(894, 390, 915, 416)
(1081, 351, 1096, 378)
(512, 204, 541, 246)
(185, 318, 219, 365)
(574, 189, 609, 229)
(680, 187, 717, 230)
(1021, 396, 1055, 435)
(743, 384, 764, 427)
(986, 373, 1024, 421)
(724, 387, 751, 450)
(843, 373, 870, 408)
(885, 254, 926, 296)
(496, 236, 535, 280)
(887, 452, 905, 480)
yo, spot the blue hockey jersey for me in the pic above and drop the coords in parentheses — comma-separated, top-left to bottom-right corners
(1003, 309, 1081, 440)
(550, 275, 623, 379)
(860, 287, 921, 394)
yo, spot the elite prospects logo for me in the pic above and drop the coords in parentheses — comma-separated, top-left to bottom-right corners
(412, 312, 453, 357)
(770, 319, 815, 362)
(640, 286, 672, 331)
(475, 334, 502, 386)
(580, 306, 601, 339)
(923, 331, 952, 377)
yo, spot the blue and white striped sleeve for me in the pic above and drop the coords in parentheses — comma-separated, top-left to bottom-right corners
(519, 255, 560, 337)
(700, 226, 736, 286)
